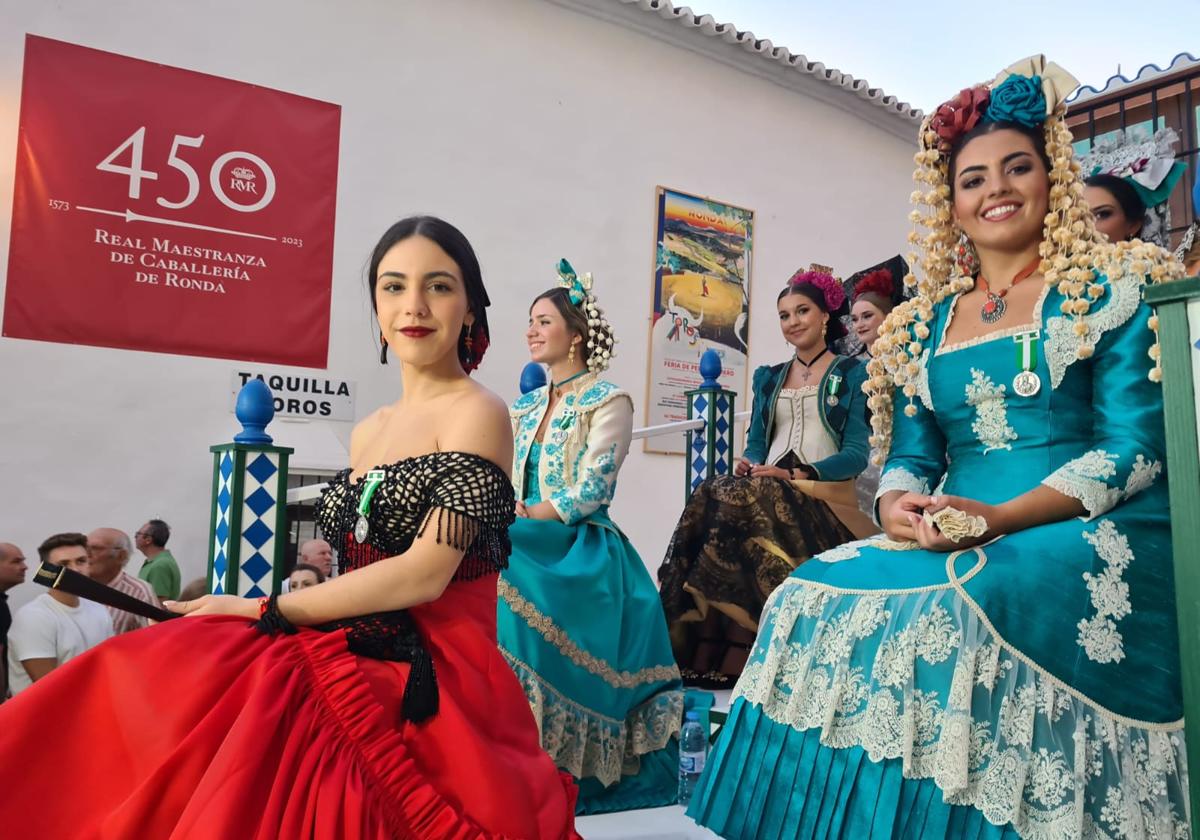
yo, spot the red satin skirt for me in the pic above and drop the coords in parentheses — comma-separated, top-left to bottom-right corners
(0, 575, 579, 839)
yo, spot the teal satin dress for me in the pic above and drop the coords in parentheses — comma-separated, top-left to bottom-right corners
(689, 269, 1188, 838)
(498, 443, 685, 815)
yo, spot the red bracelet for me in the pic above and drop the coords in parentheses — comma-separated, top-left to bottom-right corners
(257, 596, 270, 618)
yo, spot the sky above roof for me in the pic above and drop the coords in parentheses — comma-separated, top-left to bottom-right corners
(694, 0, 1200, 111)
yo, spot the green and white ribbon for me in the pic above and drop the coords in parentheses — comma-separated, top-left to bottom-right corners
(354, 469, 387, 543)
(1014, 331, 1039, 372)
(825, 373, 843, 406)
(357, 470, 387, 517)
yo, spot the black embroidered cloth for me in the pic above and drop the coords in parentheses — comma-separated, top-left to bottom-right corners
(307, 451, 515, 723)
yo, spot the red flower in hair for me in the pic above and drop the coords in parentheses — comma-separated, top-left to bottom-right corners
(788, 270, 845, 312)
(930, 85, 990, 153)
(853, 268, 894, 302)
(460, 322, 488, 374)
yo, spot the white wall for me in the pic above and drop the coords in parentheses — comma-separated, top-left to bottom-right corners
(0, 0, 917, 611)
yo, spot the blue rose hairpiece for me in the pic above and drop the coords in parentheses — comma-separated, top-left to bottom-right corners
(984, 74, 1047, 129)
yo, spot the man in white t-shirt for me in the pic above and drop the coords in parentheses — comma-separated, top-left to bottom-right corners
(7, 533, 113, 695)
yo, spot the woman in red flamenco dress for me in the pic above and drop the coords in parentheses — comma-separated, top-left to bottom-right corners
(0, 216, 581, 840)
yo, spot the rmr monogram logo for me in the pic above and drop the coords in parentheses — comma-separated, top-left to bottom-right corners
(230, 166, 258, 195)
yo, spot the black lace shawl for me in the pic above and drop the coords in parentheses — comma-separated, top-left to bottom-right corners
(289, 452, 515, 724)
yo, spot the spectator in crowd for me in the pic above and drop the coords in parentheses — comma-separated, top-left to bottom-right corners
(7, 533, 111, 695)
(177, 578, 208, 602)
(287, 563, 325, 592)
(0, 543, 28, 700)
(86, 528, 159, 634)
(298, 538, 334, 578)
(135, 519, 180, 601)
(282, 539, 335, 592)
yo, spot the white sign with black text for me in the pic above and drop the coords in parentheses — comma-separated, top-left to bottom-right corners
(231, 371, 355, 421)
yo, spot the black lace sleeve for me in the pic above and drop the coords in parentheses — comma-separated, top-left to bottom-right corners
(416, 452, 515, 581)
(313, 468, 352, 540)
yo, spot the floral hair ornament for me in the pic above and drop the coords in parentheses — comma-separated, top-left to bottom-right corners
(853, 268, 896, 303)
(927, 55, 1079, 155)
(930, 86, 989, 153)
(787, 268, 846, 312)
(989, 55, 1079, 118)
(556, 258, 616, 373)
(556, 258, 592, 305)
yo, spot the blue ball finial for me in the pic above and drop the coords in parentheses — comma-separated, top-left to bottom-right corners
(520, 362, 548, 394)
(699, 349, 722, 389)
(234, 379, 275, 444)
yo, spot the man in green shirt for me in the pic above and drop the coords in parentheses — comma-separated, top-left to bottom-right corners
(135, 519, 181, 601)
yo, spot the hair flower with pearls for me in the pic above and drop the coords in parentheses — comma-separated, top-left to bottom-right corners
(556, 258, 615, 373)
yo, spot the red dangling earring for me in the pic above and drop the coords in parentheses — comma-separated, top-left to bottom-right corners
(462, 326, 475, 368)
(955, 232, 980, 277)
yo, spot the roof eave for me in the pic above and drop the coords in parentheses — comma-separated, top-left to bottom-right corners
(544, 0, 923, 143)
(1068, 52, 1200, 109)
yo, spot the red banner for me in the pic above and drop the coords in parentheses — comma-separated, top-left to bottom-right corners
(4, 36, 341, 367)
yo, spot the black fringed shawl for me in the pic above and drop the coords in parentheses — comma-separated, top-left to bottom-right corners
(306, 452, 515, 725)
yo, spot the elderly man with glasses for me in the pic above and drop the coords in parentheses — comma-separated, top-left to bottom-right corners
(134, 519, 180, 601)
(86, 528, 160, 634)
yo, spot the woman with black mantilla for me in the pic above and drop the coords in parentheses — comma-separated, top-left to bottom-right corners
(657, 269, 874, 688)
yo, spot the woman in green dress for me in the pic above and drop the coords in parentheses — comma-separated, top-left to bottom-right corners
(498, 260, 684, 815)
(688, 55, 1190, 839)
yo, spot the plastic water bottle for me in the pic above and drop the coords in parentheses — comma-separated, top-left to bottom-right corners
(677, 710, 707, 806)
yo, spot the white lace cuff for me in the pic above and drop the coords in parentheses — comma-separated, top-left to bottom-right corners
(873, 467, 933, 525)
(1042, 449, 1120, 520)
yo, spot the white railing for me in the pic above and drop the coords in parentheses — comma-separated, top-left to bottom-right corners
(285, 410, 752, 504)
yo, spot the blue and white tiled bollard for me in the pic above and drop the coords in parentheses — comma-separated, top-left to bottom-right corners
(207, 379, 294, 597)
(685, 349, 736, 498)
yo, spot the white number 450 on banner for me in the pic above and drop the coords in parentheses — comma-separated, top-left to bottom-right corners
(98, 126, 276, 213)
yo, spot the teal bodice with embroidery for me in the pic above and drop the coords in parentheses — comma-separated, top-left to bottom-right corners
(877, 269, 1164, 517)
(509, 376, 634, 526)
(522, 443, 544, 504)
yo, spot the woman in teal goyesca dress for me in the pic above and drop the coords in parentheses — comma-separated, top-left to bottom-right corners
(498, 260, 684, 815)
(689, 55, 1191, 839)
(658, 270, 878, 690)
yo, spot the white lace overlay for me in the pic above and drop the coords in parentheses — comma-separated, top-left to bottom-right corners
(965, 368, 1018, 454)
(914, 348, 935, 412)
(818, 539, 867, 563)
(1043, 449, 1123, 519)
(1077, 521, 1134, 665)
(1124, 455, 1163, 500)
(735, 580, 1189, 840)
(1045, 272, 1144, 389)
(502, 650, 683, 786)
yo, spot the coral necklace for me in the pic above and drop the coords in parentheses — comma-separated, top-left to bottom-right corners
(976, 256, 1041, 324)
